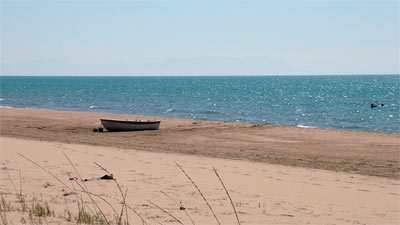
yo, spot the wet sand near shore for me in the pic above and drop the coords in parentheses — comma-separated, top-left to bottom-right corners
(1, 108, 399, 179)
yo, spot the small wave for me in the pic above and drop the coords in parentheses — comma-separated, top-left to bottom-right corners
(0, 106, 14, 108)
(199, 110, 219, 115)
(0, 99, 4, 101)
(297, 125, 315, 129)
(89, 105, 98, 109)
(166, 108, 173, 112)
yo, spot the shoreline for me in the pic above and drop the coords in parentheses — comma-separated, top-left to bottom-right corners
(1, 105, 397, 135)
(1, 107, 399, 179)
(2, 75, 399, 134)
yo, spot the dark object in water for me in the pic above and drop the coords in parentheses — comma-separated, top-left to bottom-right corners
(93, 128, 98, 132)
(100, 174, 114, 180)
(371, 102, 384, 108)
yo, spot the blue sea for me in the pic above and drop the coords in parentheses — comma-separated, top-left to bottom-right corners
(0, 75, 399, 133)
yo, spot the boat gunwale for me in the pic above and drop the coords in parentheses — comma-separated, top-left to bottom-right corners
(100, 119, 161, 125)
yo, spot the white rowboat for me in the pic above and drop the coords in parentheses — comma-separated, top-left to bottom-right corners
(100, 119, 160, 131)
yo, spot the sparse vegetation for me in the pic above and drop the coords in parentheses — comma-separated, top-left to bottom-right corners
(0, 154, 241, 225)
(30, 200, 53, 217)
(0, 195, 12, 212)
(75, 207, 108, 225)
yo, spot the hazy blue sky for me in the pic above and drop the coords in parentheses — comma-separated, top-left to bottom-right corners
(1, 0, 399, 75)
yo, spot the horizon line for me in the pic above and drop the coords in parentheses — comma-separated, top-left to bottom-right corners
(1, 73, 399, 77)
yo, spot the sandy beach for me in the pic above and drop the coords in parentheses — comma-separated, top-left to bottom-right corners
(1, 108, 399, 224)
(1, 108, 399, 178)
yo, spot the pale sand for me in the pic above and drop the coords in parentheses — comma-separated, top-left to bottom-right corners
(1, 137, 399, 225)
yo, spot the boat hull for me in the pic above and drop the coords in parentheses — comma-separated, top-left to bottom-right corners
(100, 119, 160, 131)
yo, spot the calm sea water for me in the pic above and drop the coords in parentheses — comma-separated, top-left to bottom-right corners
(0, 75, 399, 133)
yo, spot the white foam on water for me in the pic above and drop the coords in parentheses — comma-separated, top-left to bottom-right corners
(297, 125, 315, 129)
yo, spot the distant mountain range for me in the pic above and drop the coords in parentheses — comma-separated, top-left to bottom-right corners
(1, 56, 299, 75)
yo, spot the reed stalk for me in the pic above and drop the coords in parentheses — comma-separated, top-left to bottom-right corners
(94, 161, 129, 225)
(160, 191, 195, 225)
(126, 205, 148, 225)
(18, 153, 73, 193)
(124, 188, 129, 225)
(63, 152, 110, 225)
(213, 167, 241, 225)
(174, 161, 221, 225)
(5, 168, 19, 197)
(148, 200, 184, 225)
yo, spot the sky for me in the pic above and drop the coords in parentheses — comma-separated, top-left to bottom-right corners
(0, 0, 399, 75)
